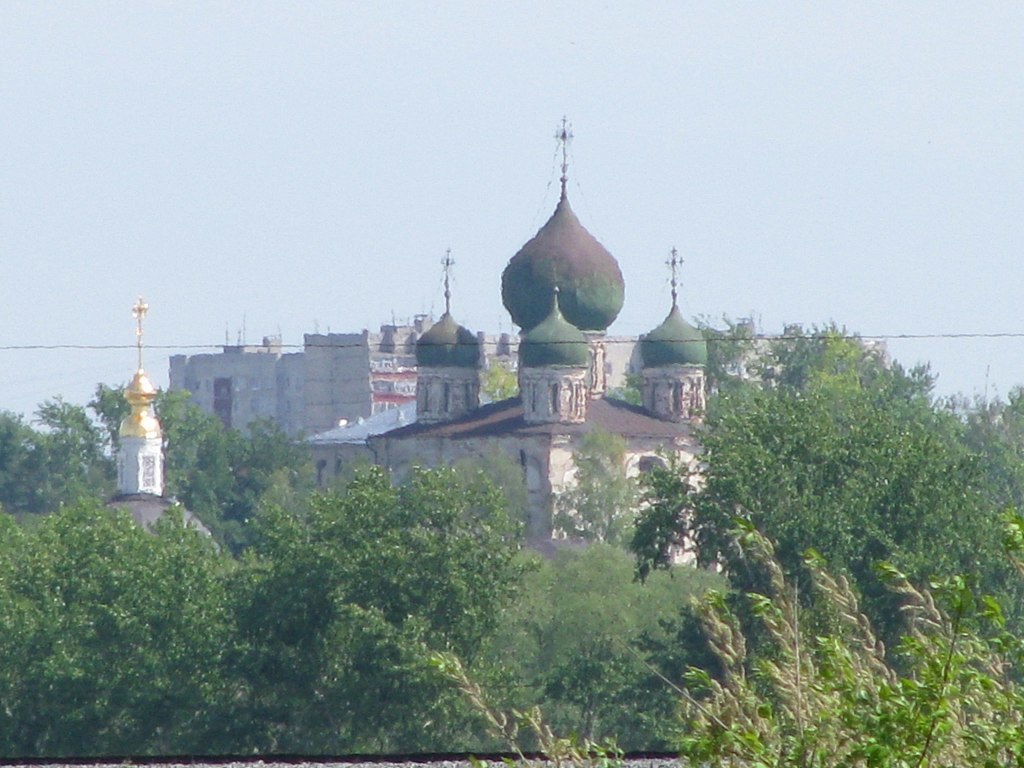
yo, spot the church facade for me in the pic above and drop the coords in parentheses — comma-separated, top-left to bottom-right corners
(370, 142, 709, 542)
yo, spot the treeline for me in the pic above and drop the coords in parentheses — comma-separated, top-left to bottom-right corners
(5, 327, 1024, 758)
(0, 469, 720, 756)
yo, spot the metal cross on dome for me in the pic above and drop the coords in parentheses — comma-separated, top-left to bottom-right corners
(555, 116, 573, 194)
(132, 296, 149, 370)
(666, 247, 682, 309)
(441, 248, 454, 315)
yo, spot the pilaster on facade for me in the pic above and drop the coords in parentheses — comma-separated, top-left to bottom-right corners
(585, 334, 608, 399)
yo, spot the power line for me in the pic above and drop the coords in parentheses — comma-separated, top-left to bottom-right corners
(1, 331, 1024, 353)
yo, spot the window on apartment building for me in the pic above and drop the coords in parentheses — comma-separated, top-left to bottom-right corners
(213, 377, 233, 429)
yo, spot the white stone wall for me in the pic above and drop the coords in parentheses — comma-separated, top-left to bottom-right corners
(642, 365, 706, 422)
(370, 425, 703, 544)
(416, 366, 480, 423)
(519, 367, 588, 424)
(117, 435, 164, 496)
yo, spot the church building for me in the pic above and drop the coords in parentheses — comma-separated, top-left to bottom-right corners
(369, 127, 708, 541)
(108, 298, 209, 534)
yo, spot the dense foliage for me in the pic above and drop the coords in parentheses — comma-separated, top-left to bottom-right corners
(481, 544, 722, 750)
(677, 524, 1024, 767)
(0, 467, 527, 756)
(0, 401, 112, 518)
(633, 330, 1023, 646)
(0, 503, 233, 755)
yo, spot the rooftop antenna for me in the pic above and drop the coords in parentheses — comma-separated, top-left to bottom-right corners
(131, 296, 149, 371)
(224, 323, 229, 346)
(555, 116, 573, 198)
(666, 247, 682, 310)
(441, 248, 454, 315)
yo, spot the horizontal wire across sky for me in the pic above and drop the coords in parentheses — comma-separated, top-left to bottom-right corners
(0, 331, 1023, 353)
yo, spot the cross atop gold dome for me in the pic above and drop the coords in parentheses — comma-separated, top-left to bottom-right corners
(132, 296, 149, 371)
(121, 296, 161, 440)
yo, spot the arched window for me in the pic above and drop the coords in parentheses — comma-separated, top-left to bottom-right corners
(638, 455, 668, 474)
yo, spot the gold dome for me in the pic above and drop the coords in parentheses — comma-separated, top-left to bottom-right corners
(119, 368, 162, 439)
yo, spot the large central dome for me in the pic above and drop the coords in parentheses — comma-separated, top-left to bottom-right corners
(501, 190, 625, 332)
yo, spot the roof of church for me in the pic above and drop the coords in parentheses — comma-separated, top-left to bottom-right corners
(519, 288, 590, 368)
(501, 190, 625, 332)
(416, 311, 480, 368)
(375, 396, 696, 441)
(641, 305, 708, 367)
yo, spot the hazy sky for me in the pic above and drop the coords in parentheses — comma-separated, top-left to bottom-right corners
(3, 2, 1023, 419)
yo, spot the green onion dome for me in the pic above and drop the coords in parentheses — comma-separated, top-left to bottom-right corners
(416, 313, 480, 368)
(502, 191, 625, 332)
(520, 290, 590, 368)
(641, 305, 708, 367)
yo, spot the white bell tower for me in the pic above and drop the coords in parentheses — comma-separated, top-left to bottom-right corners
(116, 297, 164, 496)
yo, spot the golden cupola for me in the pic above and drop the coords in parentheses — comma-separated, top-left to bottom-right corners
(116, 296, 165, 498)
(120, 368, 162, 439)
(118, 297, 163, 440)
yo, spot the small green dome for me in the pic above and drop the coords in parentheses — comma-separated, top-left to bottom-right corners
(520, 291, 590, 368)
(641, 306, 708, 367)
(416, 313, 480, 368)
(502, 191, 625, 332)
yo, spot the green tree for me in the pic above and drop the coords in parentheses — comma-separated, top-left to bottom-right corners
(0, 400, 113, 517)
(35, 397, 114, 505)
(699, 316, 760, 397)
(481, 362, 519, 401)
(229, 466, 525, 752)
(0, 412, 52, 515)
(482, 544, 723, 750)
(607, 371, 642, 406)
(634, 332, 1018, 645)
(554, 430, 637, 545)
(88, 382, 130, 455)
(156, 390, 311, 553)
(454, 447, 531, 530)
(960, 386, 1024, 515)
(0, 502, 233, 756)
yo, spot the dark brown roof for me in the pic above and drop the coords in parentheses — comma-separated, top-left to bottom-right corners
(377, 396, 696, 441)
